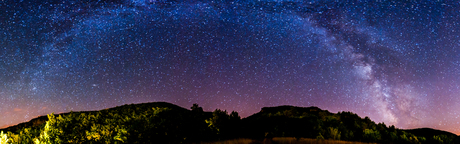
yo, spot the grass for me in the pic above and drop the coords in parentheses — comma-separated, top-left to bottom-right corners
(199, 137, 378, 144)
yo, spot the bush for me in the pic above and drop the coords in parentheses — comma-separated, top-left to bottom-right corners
(363, 129, 381, 142)
(0, 131, 8, 144)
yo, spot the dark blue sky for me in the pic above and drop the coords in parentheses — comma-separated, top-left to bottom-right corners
(1, 0, 460, 134)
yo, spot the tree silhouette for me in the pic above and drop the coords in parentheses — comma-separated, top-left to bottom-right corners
(1, 102, 458, 144)
(191, 103, 203, 113)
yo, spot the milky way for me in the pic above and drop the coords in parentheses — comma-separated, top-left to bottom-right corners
(1, 0, 460, 134)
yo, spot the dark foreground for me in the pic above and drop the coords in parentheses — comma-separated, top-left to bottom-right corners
(1, 102, 459, 144)
(201, 137, 378, 144)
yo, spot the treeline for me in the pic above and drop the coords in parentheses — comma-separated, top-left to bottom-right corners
(240, 106, 459, 144)
(1, 102, 214, 143)
(0, 102, 458, 144)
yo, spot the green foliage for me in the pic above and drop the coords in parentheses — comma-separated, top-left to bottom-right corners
(363, 128, 381, 142)
(203, 109, 242, 140)
(0, 102, 215, 143)
(327, 127, 341, 140)
(342, 130, 353, 140)
(113, 126, 128, 143)
(419, 136, 426, 143)
(433, 135, 444, 144)
(1, 102, 458, 144)
(243, 105, 460, 144)
(316, 133, 324, 140)
(389, 131, 398, 141)
(0, 131, 8, 144)
(35, 114, 65, 143)
(429, 135, 456, 144)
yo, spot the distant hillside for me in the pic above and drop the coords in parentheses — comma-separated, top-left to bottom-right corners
(0, 114, 49, 133)
(1, 102, 459, 144)
(242, 105, 459, 143)
(404, 128, 459, 143)
(404, 128, 457, 137)
(1, 102, 200, 133)
(0, 102, 216, 143)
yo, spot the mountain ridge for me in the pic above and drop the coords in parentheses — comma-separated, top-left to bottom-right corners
(2, 102, 458, 136)
(1, 102, 458, 144)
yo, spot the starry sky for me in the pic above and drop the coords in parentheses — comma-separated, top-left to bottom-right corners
(1, 0, 460, 134)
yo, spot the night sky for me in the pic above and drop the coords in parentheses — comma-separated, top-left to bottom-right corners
(1, 0, 460, 134)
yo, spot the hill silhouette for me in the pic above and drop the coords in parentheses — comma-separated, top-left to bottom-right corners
(404, 128, 457, 137)
(1, 102, 458, 144)
(1, 102, 208, 134)
(403, 128, 458, 143)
